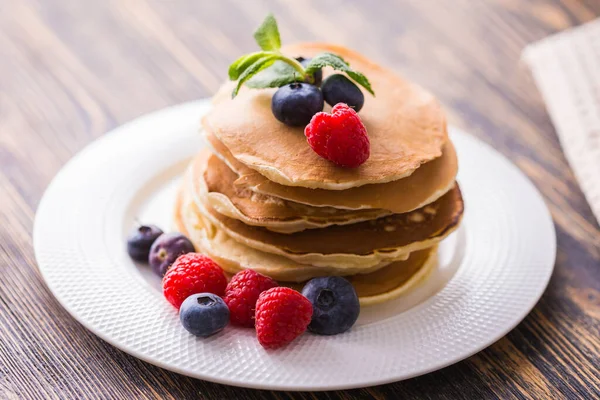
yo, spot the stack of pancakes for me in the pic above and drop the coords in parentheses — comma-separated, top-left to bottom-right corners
(175, 43, 464, 306)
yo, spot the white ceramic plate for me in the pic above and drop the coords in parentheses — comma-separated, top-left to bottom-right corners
(34, 100, 556, 390)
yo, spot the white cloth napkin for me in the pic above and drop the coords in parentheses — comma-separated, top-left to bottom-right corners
(523, 19, 600, 224)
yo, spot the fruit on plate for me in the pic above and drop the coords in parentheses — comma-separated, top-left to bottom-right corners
(271, 82, 324, 126)
(255, 287, 313, 349)
(321, 74, 365, 112)
(126, 224, 163, 262)
(149, 232, 195, 276)
(179, 293, 229, 337)
(302, 276, 360, 335)
(162, 253, 227, 309)
(224, 270, 278, 327)
(305, 103, 370, 168)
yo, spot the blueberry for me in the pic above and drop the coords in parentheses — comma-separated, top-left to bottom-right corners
(127, 224, 163, 262)
(321, 74, 365, 112)
(271, 83, 324, 126)
(296, 57, 322, 86)
(302, 277, 360, 335)
(179, 293, 229, 337)
(149, 232, 195, 276)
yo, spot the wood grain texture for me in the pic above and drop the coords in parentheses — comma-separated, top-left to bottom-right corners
(1, 0, 599, 398)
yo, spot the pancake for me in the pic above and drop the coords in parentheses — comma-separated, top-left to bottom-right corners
(206, 130, 458, 213)
(285, 247, 437, 306)
(195, 170, 464, 267)
(176, 177, 437, 302)
(175, 176, 397, 281)
(195, 149, 391, 234)
(203, 42, 448, 190)
(348, 246, 435, 305)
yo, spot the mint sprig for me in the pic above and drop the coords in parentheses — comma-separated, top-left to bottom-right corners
(253, 13, 281, 51)
(246, 61, 303, 89)
(228, 52, 266, 80)
(229, 14, 376, 98)
(233, 55, 278, 96)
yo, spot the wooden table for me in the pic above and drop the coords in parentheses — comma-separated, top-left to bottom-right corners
(1, 0, 599, 398)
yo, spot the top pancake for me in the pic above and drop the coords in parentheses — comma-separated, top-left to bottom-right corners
(203, 42, 448, 190)
(206, 130, 458, 213)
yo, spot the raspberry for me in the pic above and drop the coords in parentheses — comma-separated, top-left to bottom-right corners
(304, 103, 370, 168)
(224, 270, 278, 327)
(255, 287, 313, 349)
(162, 253, 227, 309)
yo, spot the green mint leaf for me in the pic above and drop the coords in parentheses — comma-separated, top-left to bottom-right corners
(305, 52, 375, 95)
(304, 52, 349, 73)
(253, 14, 281, 51)
(228, 51, 270, 80)
(345, 70, 374, 96)
(246, 61, 302, 89)
(232, 55, 277, 97)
